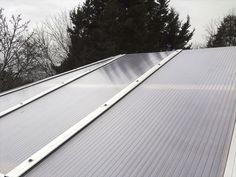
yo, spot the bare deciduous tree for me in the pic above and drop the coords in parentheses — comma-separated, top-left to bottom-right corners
(38, 11, 72, 65)
(205, 19, 220, 46)
(0, 9, 60, 92)
(26, 29, 57, 79)
(0, 8, 34, 91)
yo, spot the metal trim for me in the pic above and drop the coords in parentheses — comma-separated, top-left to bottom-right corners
(223, 117, 236, 177)
(5, 50, 182, 177)
(0, 173, 5, 177)
(0, 55, 119, 97)
(0, 54, 125, 118)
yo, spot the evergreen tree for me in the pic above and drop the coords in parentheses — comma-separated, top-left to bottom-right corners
(55, 0, 194, 73)
(207, 14, 236, 47)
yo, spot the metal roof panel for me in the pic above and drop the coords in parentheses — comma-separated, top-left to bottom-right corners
(21, 47, 236, 177)
(0, 51, 171, 173)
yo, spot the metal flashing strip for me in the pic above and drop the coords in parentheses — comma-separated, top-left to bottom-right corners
(0, 173, 5, 177)
(224, 118, 236, 177)
(5, 50, 182, 177)
(0, 54, 125, 118)
(0, 55, 118, 97)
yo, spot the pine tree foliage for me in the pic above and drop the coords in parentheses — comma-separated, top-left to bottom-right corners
(207, 14, 236, 47)
(55, 0, 194, 73)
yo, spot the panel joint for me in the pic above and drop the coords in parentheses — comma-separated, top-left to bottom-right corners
(0, 55, 119, 97)
(6, 50, 182, 177)
(0, 54, 125, 118)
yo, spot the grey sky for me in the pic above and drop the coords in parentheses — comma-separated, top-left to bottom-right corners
(170, 0, 236, 45)
(0, 0, 235, 45)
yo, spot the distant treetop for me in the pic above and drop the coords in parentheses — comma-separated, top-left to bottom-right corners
(207, 14, 236, 48)
(55, 0, 194, 73)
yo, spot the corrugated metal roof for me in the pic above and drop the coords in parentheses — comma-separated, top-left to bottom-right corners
(0, 55, 117, 113)
(0, 51, 171, 174)
(0, 47, 236, 177)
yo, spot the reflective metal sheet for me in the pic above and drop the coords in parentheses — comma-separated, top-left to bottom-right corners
(23, 47, 236, 177)
(0, 51, 171, 173)
(0, 58, 114, 112)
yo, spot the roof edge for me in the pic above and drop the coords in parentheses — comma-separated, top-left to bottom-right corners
(223, 116, 236, 177)
(0, 55, 119, 97)
(0, 54, 125, 119)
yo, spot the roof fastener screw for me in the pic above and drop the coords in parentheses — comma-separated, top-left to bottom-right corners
(28, 159, 33, 162)
(136, 80, 139, 82)
(104, 104, 108, 106)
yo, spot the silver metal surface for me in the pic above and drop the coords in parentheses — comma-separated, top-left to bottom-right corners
(6, 50, 181, 177)
(21, 47, 236, 177)
(0, 55, 124, 117)
(0, 56, 118, 113)
(0, 51, 172, 173)
(0, 55, 116, 97)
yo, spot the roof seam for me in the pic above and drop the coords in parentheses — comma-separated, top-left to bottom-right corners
(5, 50, 182, 177)
(223, 114, 236, 177)
(0, 55, 119, 97)
(0, 54, 125, 119)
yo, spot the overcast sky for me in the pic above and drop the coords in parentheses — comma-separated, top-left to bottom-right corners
(0, 0, 235, 45)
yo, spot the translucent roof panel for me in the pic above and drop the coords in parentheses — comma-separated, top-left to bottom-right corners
(23, 47, 236, 177)
(0, 51, 172, 173)
(0, 56, 115, 112)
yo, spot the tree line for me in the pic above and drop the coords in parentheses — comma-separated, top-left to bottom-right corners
(0, 0, 235, 93)
(0, 9, 71, 92)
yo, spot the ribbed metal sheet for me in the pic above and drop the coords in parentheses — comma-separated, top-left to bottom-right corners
(0, 58, 112, 112)
(0, 52, 170, 173)
(23, 47, 236, 177)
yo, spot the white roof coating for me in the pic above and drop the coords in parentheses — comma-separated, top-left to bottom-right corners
(0, 47, 236, 177)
